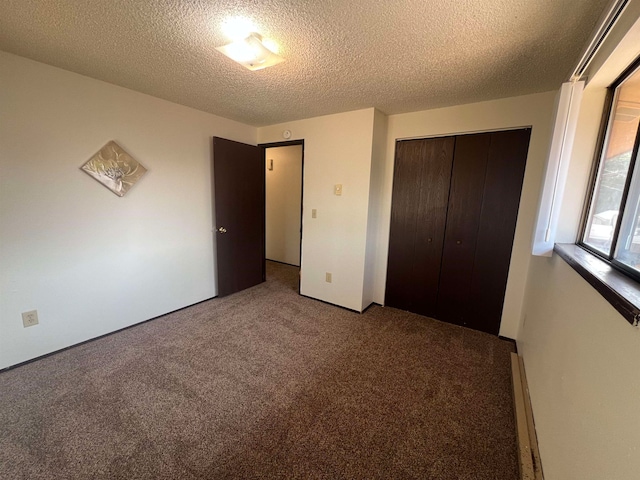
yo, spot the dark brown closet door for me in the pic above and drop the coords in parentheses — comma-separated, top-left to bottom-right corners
(386, 128, 530, 336)
(466, 129, 531, 334)
(385, 137, 454, 316)
(436, 133, 492, 325)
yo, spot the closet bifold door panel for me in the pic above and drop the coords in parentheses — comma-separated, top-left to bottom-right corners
(385, 128, 531, 335)
(466, 129, 531, 334)
(385, 137, 455, 316)
(435, 133, 492, 327)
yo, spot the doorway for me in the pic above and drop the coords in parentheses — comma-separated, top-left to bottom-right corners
(262, 141, 304, 292)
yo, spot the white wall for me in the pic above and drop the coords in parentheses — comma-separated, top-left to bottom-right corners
(519, 11, 640, 480)
(520, 256, 640, 480)
(258, 109, 376, 312)
(0, 52, 256, 369)
(265, 145, 303, 266)
(375, 92, 557, 338)
(362, 109, 388, 310)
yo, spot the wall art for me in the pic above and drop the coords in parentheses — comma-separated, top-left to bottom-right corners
(80, 141, 147, 197)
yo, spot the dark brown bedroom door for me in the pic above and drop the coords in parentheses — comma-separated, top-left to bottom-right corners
(213, 137, 265, 297)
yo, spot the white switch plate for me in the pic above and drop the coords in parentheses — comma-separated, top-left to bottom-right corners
(22, 310, 39, 328)
(326, 272, 332, 283)
(334, 184, 342, 196)
(312, 209, 317, 218)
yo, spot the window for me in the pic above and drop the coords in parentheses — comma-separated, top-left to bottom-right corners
(582, 57, 640, 279)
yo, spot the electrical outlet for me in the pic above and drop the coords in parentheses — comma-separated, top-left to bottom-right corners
(326, 272, 332, 283)
(22, 310, 39, 328)
(334, 184, 342, 196)
(312, 209, 317, 218)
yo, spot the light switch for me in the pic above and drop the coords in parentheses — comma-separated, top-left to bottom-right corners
(312, 209, 317, 218)
(334, 184, 342, 196)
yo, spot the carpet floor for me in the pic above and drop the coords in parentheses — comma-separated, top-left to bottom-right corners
(0, 261, 518, 480)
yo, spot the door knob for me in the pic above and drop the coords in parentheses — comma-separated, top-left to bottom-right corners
(427, 238, 433, 243)
(218, 226, 227, 234)
(456, 240, 462, 245)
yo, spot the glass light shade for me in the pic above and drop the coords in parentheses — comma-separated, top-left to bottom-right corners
(216, 33, 284, 71)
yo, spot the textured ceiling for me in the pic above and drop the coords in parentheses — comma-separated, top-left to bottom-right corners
(0, 0, 610, 126)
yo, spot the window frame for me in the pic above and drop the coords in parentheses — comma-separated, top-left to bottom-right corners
(578, 54, 640, 283)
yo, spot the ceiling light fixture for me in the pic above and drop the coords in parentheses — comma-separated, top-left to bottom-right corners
(221, 17, 256, 41)
(216, 32, 284, 71)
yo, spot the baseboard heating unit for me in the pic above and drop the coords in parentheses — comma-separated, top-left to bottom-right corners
(511, 353, 544, 480)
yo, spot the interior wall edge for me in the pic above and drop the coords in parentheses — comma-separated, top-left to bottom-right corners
(257, 108, 377, 312)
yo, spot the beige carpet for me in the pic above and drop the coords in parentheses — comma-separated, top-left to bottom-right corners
(0, 261, 518, 479)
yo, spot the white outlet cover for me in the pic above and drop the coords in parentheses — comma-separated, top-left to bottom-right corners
(334, 184, 342, 196)
(22, 310, 39, 327)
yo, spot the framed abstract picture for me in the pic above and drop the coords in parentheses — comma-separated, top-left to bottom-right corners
(81, 141, 147, 197)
